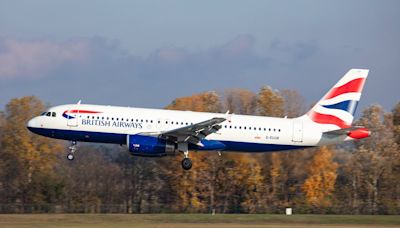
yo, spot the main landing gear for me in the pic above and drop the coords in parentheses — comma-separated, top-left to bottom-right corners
(67, 141, 77, 161)
(181, 151, 192, 170)
(179, 143, 192, 170)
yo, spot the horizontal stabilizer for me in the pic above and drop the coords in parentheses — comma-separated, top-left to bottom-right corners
(323, 126, 364, 135)
(323, 126, 370, 139)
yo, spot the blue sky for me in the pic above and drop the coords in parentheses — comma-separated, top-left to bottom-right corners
(0, 0, 399, 113)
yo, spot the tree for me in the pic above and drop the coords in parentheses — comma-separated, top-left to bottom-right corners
(224, 89, 257, 115)
(279, 89, 305, 118)
(0, 96, 63, 211)
(165, 91, 222, 212)
(256, 86, 284, 117)
(338, 105, 398, 214)
(393, 102, 400, 146)
(166, 91, 222, 112)
(302, 147, 338, 210)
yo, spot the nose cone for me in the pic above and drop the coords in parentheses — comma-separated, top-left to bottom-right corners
(27, 117, 39, 132)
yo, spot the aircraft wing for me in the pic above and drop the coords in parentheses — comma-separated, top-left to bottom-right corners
(160, 117, 226, 146)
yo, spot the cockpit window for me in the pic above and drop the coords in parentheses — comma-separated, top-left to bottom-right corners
(46, 112, 51, 116)
(41, 112, 47, 116)
(52, 112, 56, 117)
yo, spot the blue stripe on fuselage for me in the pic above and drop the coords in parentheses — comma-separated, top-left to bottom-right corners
(27, 127, 309, 152)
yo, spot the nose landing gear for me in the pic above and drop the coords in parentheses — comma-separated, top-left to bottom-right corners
(67, 141, 77, 161)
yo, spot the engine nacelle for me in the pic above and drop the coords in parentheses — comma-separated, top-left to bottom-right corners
(127, 135, 176, 157)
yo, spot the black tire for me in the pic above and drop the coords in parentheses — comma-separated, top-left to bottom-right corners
(67, 153, 74, 161)
(181, 158, 192, 170)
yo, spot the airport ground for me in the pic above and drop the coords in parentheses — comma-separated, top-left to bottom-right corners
(0, 214, 400, 228)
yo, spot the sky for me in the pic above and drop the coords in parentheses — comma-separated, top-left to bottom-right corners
(0, 0, 399, 114)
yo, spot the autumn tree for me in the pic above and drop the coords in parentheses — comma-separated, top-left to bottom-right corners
(256, 86, 284, 117)
(302, 147, 338, 211)
(279, 89, 305, 118)
(166, 91, 222, 112)
(348, 105, 398, 214)
(166, 91, 222, 212)
(224, 89, 257, 115)
(393, 102, 400, 146)
(0, 96, 63, 211)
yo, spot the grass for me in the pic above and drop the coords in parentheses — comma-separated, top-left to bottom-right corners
(0, 214, 399, 228)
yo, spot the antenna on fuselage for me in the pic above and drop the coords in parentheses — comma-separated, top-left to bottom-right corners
(77, 100, 82, 105)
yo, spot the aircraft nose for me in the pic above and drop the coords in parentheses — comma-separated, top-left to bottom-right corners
(27, 117, 39, 130)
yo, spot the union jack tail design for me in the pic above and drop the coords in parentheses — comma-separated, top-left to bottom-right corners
(307, 69, 369, 129)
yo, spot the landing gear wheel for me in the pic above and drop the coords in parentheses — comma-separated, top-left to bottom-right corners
(67, 141, 77, 161)
(67, 153, 74, 161)
(181, 158, 192, 170)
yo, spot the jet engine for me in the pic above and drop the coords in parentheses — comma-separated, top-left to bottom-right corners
(127, 134, 176, 156)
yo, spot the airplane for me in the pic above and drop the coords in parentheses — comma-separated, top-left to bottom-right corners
(27, 69, 370, 170)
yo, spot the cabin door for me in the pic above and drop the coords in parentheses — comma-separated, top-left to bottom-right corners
(67, 109, 79, 127)
(292, 120, 303, 142)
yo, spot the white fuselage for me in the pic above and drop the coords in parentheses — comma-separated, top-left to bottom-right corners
(27, 104, 349, 153)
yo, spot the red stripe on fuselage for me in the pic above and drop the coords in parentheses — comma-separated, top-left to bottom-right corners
(65, 110, 102, 114)
(308, 111, 350, 129)
(325, 78, 365, 99)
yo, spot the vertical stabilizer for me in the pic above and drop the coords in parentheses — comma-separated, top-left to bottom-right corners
(305, 69, 369, 129)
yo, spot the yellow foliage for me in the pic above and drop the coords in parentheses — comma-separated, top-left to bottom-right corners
(302, 147, 338, 207)
(1, 96, 63, 183)
(257, 86, 284, 117)
(166, 91, 221, 113)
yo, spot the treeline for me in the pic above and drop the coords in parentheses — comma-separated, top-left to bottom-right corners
(0, 87, 399, 214)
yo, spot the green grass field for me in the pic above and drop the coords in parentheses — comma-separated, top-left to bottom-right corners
(0, 214, 399, 228)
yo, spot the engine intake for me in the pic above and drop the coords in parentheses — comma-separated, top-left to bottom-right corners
(127, 135, 176, 157)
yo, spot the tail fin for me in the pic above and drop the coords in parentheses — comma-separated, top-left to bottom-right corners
(306, 69, 369, 129)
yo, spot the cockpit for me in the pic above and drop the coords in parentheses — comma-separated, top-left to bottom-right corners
(41, 111, 57, 117)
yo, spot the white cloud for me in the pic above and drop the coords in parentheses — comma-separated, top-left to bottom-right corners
(0, 39, 91, 79)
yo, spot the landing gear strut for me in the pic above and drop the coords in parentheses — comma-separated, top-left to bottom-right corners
(179, 143, 192, 170)
(67, 141, 77, 161)
(181, 151, 192, 170)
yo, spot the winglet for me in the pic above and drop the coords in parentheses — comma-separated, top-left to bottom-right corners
(225, 110, 232, 122)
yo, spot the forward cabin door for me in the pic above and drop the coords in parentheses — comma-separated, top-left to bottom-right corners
(292, 120, 303, 142)
(67, 107, 79, 127)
